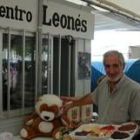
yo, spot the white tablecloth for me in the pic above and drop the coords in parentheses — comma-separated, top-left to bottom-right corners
(14, 135, 53, 140)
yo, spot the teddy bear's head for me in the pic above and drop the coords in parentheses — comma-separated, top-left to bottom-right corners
(35, 94, 63, 121)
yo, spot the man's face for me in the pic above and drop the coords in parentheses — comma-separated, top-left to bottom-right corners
(104, 54, 124, 82)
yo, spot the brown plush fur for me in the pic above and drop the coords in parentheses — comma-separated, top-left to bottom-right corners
(20, 94, 70, 140)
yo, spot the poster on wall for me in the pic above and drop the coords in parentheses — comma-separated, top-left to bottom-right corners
(78, 52, 91, 79)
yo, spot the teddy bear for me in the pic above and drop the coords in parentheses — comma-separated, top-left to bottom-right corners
(20, 94, 70, 140)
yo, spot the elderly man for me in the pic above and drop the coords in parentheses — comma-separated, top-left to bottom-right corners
(62, 50, 140, 125)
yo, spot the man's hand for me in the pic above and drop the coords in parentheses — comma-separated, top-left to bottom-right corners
(61, 96, 80, 112)
(61, 93, 93, 112)
(62, 101, 73, 112)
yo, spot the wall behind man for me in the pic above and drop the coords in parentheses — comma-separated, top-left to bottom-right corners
(75, 39, 91, 97)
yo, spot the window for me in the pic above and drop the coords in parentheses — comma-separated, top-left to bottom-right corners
(2, 34, 36, 111)
(0, 29, 76, 135)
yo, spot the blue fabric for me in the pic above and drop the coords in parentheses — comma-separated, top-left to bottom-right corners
(91, 59, 140, 91)
(91, 61, 105, 91)
(125, 59, 140, 84)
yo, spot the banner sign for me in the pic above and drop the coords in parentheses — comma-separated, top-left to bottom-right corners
(0, 0, 38, 31)
(43, 1, 94, 39)
(0, 0, 94, 39)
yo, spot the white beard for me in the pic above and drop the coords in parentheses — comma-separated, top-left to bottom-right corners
(106, 73, 123, 82)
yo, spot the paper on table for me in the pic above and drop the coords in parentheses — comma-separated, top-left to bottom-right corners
(0, 132, 13, 140)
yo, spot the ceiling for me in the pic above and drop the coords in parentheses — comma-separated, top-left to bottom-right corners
(65, 0, 140, 31)
(94, 12, 140, 31)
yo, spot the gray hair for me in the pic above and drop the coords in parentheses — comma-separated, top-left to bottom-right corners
(103, 50, 125, 68)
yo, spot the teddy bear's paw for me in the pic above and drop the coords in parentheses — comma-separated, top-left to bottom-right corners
(20, 128, 28, 138)
(54, 131, 60, 140)
(20, 126, 37, 140)
(52, 128, 61, 140)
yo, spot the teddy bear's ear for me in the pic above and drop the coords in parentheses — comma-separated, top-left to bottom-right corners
(36, 97, 41, 102)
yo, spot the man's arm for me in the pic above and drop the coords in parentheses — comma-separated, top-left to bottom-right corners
(73, 93, 93, 107)
(62, 93, 94, 112)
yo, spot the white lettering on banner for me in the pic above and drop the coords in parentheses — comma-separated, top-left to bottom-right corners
(42, 5, 87, 33)
(0, 5, 32, 22)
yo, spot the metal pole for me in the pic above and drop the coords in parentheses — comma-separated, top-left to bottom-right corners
(58, 35, 61, 96)
(68, 39, 71, 97)
(37, 0, 43, 96)
(21, 30, 25, 114)
(7, 28, 11, 116)
(35, 31, 39, 100)
(0, 33, 3, 117)
(47, 34, 50, 94)
(51, 35, 53, 93)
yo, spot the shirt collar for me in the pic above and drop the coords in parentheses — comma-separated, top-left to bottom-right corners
(114, 74, 125, 90)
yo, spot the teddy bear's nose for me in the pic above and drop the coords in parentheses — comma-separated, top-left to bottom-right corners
(44, 116, 50, 120)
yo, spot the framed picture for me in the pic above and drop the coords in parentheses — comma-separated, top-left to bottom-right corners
(78, 52, 91, 79)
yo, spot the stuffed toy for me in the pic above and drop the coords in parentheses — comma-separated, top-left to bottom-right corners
(20, 94, 70, 140)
